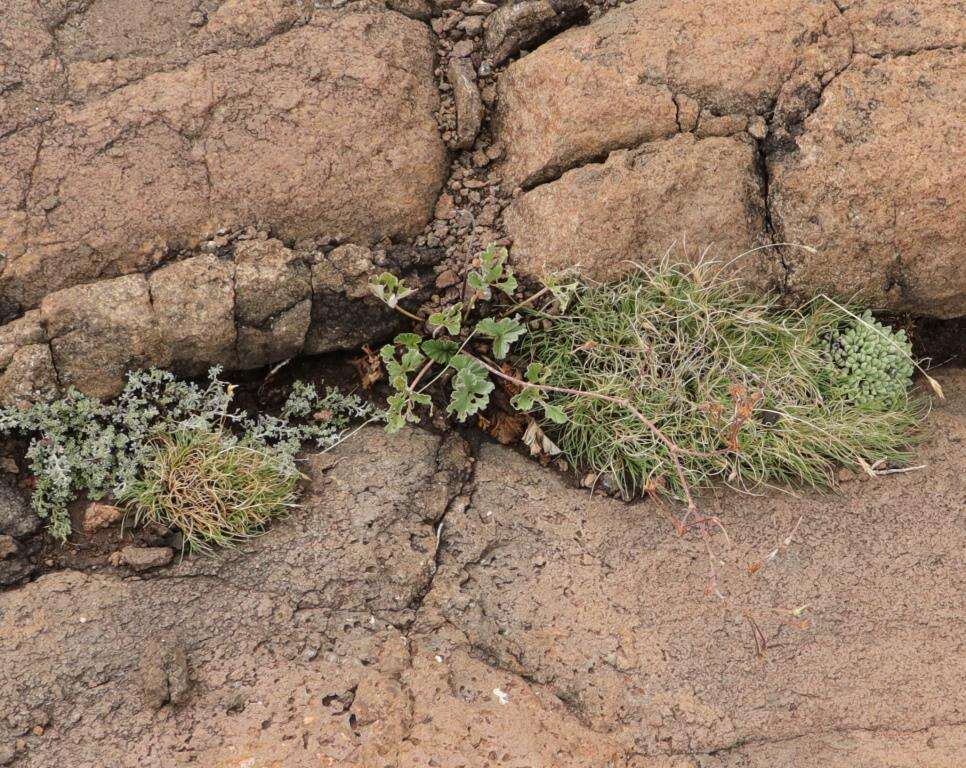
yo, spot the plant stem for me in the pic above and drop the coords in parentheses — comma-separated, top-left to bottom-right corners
(408, 359, 435, 391)
(392, 304, 425, 323)
(499, 286, 551, 318)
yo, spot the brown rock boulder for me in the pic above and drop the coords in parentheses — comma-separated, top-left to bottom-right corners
(839, 0, 966, 56)
(0, 311, 58, 407)
(493, 0, 850, 188)
(0, 236, 423, 399)
(769, 50, 966, 317)
(149, 255, 237, 376)
(305, 244, 409, 355)
(0, 9, 446, 319)
(0, 344, 58, 408)
(234, 239, 313, 368)
(41, 275, 171, 400)
(504, 135, 768, 284)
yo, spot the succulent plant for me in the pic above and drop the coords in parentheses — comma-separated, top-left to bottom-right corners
(828, 311, 914, 407)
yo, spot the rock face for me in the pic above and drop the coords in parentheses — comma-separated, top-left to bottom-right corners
(769, 50, 966, 317)
(0, 3, 448, 399)
(42, 275, 171, 400)
(0, 236, 428, 400)
(492, 0, 850, 189)
(1, 0, 965, 399)
(1, 370, 966, 765)
(490, 0, 965, 318)
(837, 0, 966, 56)
(504, 135, 769, 284)
(0, 6, 446, 319)
(0, 479, 38, 586)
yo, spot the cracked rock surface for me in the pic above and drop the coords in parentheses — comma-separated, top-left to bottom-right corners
(2, 368, 965, 766)
(769, 49, 966, 317)
(504, 135, 770, 286)
(0, 5, 446, 319)
(488, 0, 964, 316)
(2, 0, 965, 400)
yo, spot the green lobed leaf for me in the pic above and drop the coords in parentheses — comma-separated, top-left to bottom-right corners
(369, 273, 413, 308)
(511, 387, 540, 412)
(446, 355, 493, 421)
(542, 402, 568, 424)
(428, 303, 463, 336)
(422, 339, 460, 364)
(394, 332, 423, 349)
(474, 316, 526, 359)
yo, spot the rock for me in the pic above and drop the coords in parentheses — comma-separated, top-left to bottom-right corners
(839, 0, 966, 56)
(451, 39, 475, 58)
(2, 234, 425, 398)
(420, 368, 966, 757)
(769, 50, 966, 317)
(447, 57, 484, 150)
(492, 0, 849, 188)
(0, 311, 45, 372)
(41, 275, 171, 400)
(0, 310, 56, 406)
(81, 502, 124, 534)
(460, 14, 485, 36)
(109, 546, 175, 571)
(0, 535, 18, 559)
(234, 239, 313, 368)
(140, 639, 191, 709)
(504, 135, 768, 284)
(434, 192, 456, 220)
(0, 534, 34, 586)
(695, 111, 748, 138)
(435, 269, 459, 289)
(483, 0, 567, 67)
(304, 245, 406, 356)
(0, 478, 39, 539)
(386, 0, 432, 21)
(468, 0, 497, 14)
(0, 343, 58, 407)
(148, 255, 237, 376)
(0, 9, 446, 319)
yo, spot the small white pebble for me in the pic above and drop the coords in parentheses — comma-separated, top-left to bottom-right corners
(493, 688, 509, 705)
(435, 655, 444, 663)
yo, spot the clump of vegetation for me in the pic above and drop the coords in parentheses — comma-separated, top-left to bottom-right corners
(372, 244, 542, 431)
(827, 309, 915, 407)
(0, 368, 377, 544)
(369, 251, 931, 510)
(118, 428, 300, 555)
(518, 261, 927, 500)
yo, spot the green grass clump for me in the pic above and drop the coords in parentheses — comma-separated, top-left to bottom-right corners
(118, 429, 300, 555)
(519, 260, 926, 501)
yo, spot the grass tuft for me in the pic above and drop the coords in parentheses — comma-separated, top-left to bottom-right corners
(519, 259, 927, 501)
(118, 428, 301, 555)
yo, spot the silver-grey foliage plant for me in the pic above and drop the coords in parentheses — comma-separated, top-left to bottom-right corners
(0, 367, 378, 541)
